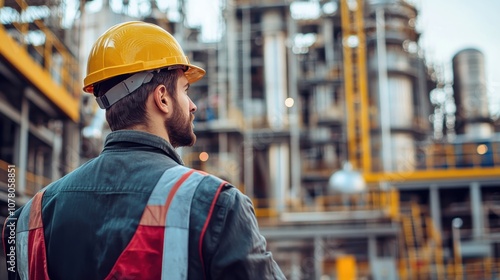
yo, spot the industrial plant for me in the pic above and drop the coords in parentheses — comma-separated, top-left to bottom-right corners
(0, 0, 499, 279)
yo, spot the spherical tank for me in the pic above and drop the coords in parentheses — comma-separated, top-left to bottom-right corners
(328, 162, 367, 194)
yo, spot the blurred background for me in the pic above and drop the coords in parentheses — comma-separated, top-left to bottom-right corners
(1, 0, 499, 279)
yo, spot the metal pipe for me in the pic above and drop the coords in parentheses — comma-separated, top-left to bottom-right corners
(376, 7, 392, 172)
(242, 7, 254, 198)
(52, 127, 62, 180)
(314, 237, 324, 279)
(18, 96, 29, 196)
(324, 17, 335, 69)
(287, 11, 301, 201)
(429, 184, 442, 234)
(470, 181, 484, 239)
(452, 217, 463, 280)
(226, 0, 238, 111)
(217, 3, 228, 120)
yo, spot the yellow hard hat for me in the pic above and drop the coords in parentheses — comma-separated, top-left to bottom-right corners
(83, 21, 205, 94)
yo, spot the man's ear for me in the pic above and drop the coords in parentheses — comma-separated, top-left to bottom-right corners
(153, 84, 169, 114)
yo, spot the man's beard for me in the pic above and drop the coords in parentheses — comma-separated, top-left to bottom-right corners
(165, 102, 196, 148)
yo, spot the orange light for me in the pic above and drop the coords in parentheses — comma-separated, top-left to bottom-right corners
(199, 152, 209, 162)
(477, 144, 488, 155)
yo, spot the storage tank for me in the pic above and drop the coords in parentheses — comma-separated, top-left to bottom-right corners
(365, 0, 428, 172)
(452, 48, 493, 138)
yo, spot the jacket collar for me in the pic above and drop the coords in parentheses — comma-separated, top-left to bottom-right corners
(103, 130, 184, 165)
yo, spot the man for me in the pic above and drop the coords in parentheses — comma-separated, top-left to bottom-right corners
(3, 21, 285, 279)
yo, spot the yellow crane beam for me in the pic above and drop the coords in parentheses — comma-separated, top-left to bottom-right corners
(0, 0, 80, 122)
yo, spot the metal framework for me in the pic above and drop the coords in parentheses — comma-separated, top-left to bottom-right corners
(340, 0, 371, 173)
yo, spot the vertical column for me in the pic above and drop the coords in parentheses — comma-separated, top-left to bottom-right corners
(175, 0, 186, 45)
(290, 252, 302, 280)
(286, 11, 301, 201)
(217, 12, 228, 120)
(62, 120, 80, 173)
(17, 96, 29, 196)
(52, 124, 62, 180)
(375, 7, 392, 173)
(226, 0, 238, 111)
(263, 10, 288, 128)
(242, 7, 254, 198)
(470, 181, 484, 239)
(314, 237, 324, 280)
(207, 47, 217, 121)
(368, 236, 377, 263)
(35, 148, 46, 192)
(263, 9, 290, 211)
(323, 18, 335, 69)
(429, 184, 442, 234)
(269, 144, 290, 213)
(417, 54, 430, 131)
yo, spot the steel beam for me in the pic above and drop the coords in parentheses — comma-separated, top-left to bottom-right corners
(0, 26, 79, 121)
(260, 223, 399, 240)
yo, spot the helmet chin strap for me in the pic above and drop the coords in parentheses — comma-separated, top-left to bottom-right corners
(96, 71, 154, 109)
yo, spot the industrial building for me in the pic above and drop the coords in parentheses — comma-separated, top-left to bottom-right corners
(0, 0, 81, 276)
(1, 0, 499, 279)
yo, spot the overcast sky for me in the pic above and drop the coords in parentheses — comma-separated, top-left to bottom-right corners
(416, 0, 500, 114)
(183, 0, 500, 105)
(82, 0, 499, 114)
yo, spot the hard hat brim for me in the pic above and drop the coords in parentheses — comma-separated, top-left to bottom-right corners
(83, 62, 206, 94)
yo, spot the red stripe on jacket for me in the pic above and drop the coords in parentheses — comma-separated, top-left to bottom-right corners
(27, 191, 50, 280)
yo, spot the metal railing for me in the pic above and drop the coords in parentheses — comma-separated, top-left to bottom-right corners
(251, 188, 399, 219)
(0, 0, 80, 99)
(420, 141, 500, 170)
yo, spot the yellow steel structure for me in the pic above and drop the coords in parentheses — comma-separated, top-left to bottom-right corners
(365, 141, 500, 183)
(237, 0, 500, 278)
(340, 0, 371, 173)
(399, 202, 445, 280)
(0, 0, 80, 121)
(365, 167, 500, 184)
(341, 0, 497, 184)
(338, 0, 500, 184)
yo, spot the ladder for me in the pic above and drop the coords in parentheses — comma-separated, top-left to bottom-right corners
(401, 201, 445, 280)
(340, 0, 371, 172)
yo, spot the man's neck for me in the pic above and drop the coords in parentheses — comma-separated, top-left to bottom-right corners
(128, 124, 171, 145)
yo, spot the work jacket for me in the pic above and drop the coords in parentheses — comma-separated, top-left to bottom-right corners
(3, 130, 285, 280)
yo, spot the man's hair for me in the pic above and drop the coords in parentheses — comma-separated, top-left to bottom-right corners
(94, 69, 183, 131)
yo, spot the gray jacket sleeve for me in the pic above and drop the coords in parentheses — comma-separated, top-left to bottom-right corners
(209, 187, 286, 280)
